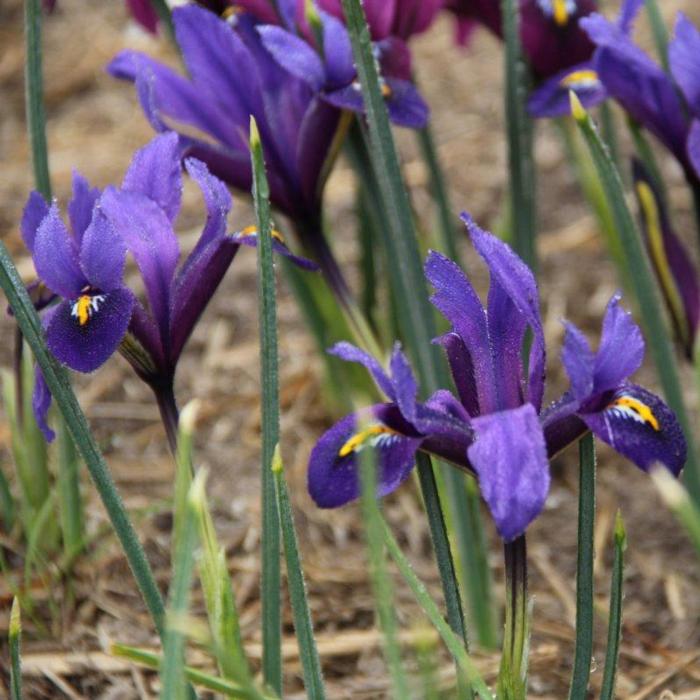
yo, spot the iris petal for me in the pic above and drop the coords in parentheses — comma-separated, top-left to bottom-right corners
(20, 191, 49, 254)
(79, 209, 127, 293)
(467, 404, 550, 542)
(580, 384, 687, 476)
(67, 171, 100, 246)
(45, 288, 135, 373)
(307, 409, 422, 508)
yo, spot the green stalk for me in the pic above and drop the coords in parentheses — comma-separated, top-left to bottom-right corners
(627, 117, 668, 203)
(250, 118, 282, 695)
(57, 416, 83, 560)
(599, 102, 620, 172)
(499, 535, 528, 700)
(112, 644, 277, 700)
(160, 476, 199, 700)
(356, 186, 379, 329)
(571, 93, 700, 503)
(644, 0, 670, 71)
(358, 432, 409, 697)
(24, 0, 51, 200)
(0, 243, 167, 636)
(651, 466, 700, 554)
(10, 597, 22, 700)
(416, 121, 460, 263)
(416, 454, 472, 698)
(381, 521, 494, 699)
(600, 512, 626, 700)
(501, 0, 537, 270)
(568, 434, 596, 700)
(272, 447, 326, 699)
(147, 0, 175, 42)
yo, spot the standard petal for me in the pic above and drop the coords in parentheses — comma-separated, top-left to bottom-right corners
(467, 404, 550, 542)
(257, 25, 326, 91)
(79, 208, 127, 293)
(669, 13, 700, 115)
(169, 235, 240, 364)
(433, 332, 480, 417)
(67, 171, 101, 245)
(231, 232, 319, 270)
(389, 345, 418, 423)
(328, 342, 396, 400)
(46, 289, 135, 373)
(33, 205, 84, 299)
(466, 214, 546, 412)
(100, 187, 179, 336)
(592, 295, 644, 394)
(184, 157, 232, 263)
(21, 191, 49, 253)
(32, 364, 55, 442)
(581, 384, 687, 476)
(424, 250, 494, 411)
(122, 133, 183, 224)
(561, 321, 595, 402)
(307, 409, 422, 508)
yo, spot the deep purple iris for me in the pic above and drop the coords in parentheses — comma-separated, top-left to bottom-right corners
(581, 7, 700, 184)
(307, 215, 687, 541)
(447, 0, 597, 78)
(257, 11, 429, 129)
(24, 133, 314, 442)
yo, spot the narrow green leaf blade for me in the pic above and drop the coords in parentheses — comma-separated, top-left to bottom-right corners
(600, 511, 627, 700)
(644, 0, 670, 71)
(381, 521, 494, 700)
(568, 434, 596, 700)
(250, 117, 282, 695)
(501, 0, 537, 270)
(272, 448, 326, 699)
(10, 597, 22, 700)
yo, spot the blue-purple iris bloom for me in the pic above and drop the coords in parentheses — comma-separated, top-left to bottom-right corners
(257, 10, 429, 129)
(23, 133, 313, 440)
(581, 6, 700, 182)
(308, 215, 686, 541)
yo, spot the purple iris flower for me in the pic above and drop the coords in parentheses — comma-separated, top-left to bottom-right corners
(257, 11, 429, 129)
(24, 133, 314, 442)
(308, 215, 686, 541)
(447, 0, 597, 78)
(108, 5, 342, 236)
(632, 160, 700, 359)
(581, 7, 700, 181)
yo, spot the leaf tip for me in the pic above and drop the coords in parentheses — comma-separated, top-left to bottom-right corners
(569, 90, 587, 122)
(10, 596, 21, 638)
(272, 443, 283, 474)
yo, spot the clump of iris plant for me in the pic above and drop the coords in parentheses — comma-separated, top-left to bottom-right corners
(308, 215, 686, 541)
(22, 133, 313, 448)
(107, 3, 429, 327)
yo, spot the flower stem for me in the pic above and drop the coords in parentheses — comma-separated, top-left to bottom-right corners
(154, 382, 180, 455)
(297, 220, 382, 358)
(499, 535, 529, 700)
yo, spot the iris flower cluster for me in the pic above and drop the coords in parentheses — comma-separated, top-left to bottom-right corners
(22, 133, 313, 441)
(308, 217, 686, 541)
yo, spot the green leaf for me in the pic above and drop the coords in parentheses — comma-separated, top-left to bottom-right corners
(159, 472, 199, 700)
(112, 644, 277, 700)
(568, 434, 596, 700)
(358, 429, 410, 698)
(644, 0, 670, 71)
(272, 447, 326, 699)
(571, 93, 700, 503)
(250, 117, 282, 695)
(501, 0, 537, 270)
(600, 511, 626, 700)
(381, 520, 494, 700)
(10, 597, 22, 700)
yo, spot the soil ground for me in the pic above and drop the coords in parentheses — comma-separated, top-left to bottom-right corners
(1, 1, 700, 698)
